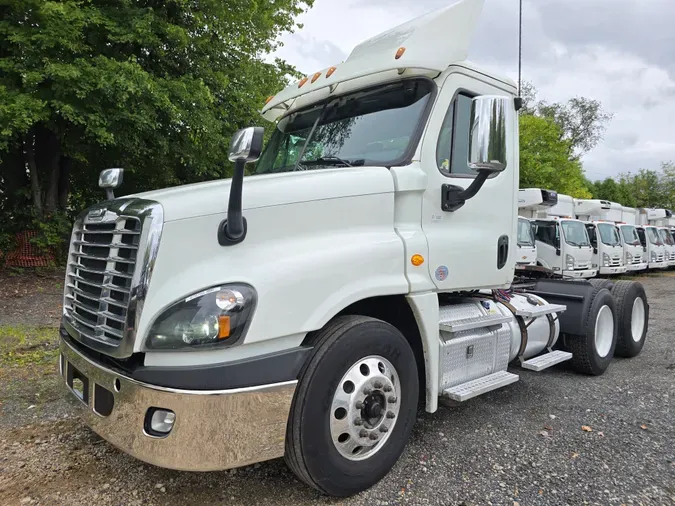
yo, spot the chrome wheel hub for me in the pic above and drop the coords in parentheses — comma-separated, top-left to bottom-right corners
(329, 355, 401, 461)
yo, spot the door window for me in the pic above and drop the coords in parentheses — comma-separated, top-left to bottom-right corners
(436, 93, 475, 176)
(533, 221, 559, 248)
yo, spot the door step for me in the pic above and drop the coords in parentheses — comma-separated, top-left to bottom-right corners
(521, 350, 573, 372)
(442, 371, 519, 402)
(439, 313, 512, 333)
(514, 303, 567, 318)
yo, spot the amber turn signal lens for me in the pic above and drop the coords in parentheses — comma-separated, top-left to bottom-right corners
(411, 254, 424, 266)
(311, 72, 322, 83)
(395, 47, 406, 60)
(298, 77, 309, 88)
(326, 66, 336, 78)
(218, 315, 231, 339)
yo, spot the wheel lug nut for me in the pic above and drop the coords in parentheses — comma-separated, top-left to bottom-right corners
(359, 429, 369, 438)
(354, 418, 363, 426)
(363, 388, 372, 395)
(379, 426, 389, 433)
(386, 411, 396, 419)
(355, 401, 364, 409)
(369, 433, 379, 441)
(388, 396, 397, 403)
(383, 385, 392, 392)
(374, 381, 383, 389)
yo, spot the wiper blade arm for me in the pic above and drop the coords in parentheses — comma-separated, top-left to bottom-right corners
(303, 156, 365, 167)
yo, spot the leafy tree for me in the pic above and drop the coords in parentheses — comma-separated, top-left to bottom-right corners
(519, 114, 591, 198)
(519, 81, 613, 158)
(0, 0, 313, 225)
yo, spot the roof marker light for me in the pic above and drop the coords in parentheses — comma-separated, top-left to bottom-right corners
(265, 96, 274, 104)
(395, 47, 406, 59)
(326, 66, 336, 78)
(311, 72, 322, 83)
(298, 77, 309, 88)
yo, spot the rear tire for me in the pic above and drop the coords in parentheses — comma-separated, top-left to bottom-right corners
(589, 278, 613, 290)
(285, 315, 418, 497)
(567, 288, 617, 375)
(611, 280, 648, 358)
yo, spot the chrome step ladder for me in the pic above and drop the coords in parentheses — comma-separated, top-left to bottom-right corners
(442, 371, 519, 402)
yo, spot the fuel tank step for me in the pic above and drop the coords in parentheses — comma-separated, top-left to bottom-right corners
(442, 371, 519, 402)
(521, 350, 573, 372)
(439, 313, 512, 333)
(514, 303, 567, 318)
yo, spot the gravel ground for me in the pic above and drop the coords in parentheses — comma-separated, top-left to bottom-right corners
(0, 274, 673, 506)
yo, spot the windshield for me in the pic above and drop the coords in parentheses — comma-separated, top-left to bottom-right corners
(561, 220, 590, 247)
(646, 227, 662, 245)
(597, 223, 621, 246)
(620, 225, 641, 246)
(254, 79, 433, 174)
(658, 228, 674, 246)
(517, 218, 535, 247)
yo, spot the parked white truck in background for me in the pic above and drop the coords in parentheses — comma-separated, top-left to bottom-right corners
(56, 0, 650, 496)
(528, 192, 597, 278)
(617, 206, 648, 272)
(517, 188, 559, 268)
(575, 199, 627, 276)
(646, 209, 675, 267)
(637, 209, 668, 269)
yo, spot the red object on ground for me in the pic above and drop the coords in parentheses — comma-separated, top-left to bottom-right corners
(4, 230, 55, 268)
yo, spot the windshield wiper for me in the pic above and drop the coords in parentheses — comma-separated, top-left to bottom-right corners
(303, 156, 365, 167)
(566, 240, 580, 247)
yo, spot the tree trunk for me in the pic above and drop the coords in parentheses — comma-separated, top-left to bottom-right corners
(0, 145, 29, 212)
(58, 156, 72, 210)
(24, 132, 42, 218)
(42, 128, 61, 214)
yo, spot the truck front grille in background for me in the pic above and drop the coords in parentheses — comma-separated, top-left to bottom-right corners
(610, 256, 622, 267)
(64, 216, 142, 346)
(657, 254, 665, 262)
(631, 255, 642, 265)
(575, 262, 590, 270)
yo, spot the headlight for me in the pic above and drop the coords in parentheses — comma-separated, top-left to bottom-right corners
(565, 254, 575, 271)
(602, 253, 610, 267)
(145, 284, 256, 350)
(625, 252, 632, 264)
(651, 251, 657, 261)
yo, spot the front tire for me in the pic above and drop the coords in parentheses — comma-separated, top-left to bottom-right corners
(568, 288, 618, 375)
(611, 280, 649, 358)
(285, 315, 418, 497)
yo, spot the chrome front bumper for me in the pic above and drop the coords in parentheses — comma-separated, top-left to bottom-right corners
(59, 336, 296, 471)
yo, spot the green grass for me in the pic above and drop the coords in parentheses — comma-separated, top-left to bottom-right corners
(0, 325, 59, 368)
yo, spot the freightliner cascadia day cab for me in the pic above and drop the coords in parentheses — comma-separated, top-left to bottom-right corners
(57, 0, 650, 496)
(575, 199, 627, 276)
(528, 193, 597, 279)
(618, 206, 648, 272)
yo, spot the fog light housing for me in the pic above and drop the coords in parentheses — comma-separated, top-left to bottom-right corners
(145, 408, 176, 437)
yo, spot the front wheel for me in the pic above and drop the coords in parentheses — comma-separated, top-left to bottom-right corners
(285, 315, 418, 497)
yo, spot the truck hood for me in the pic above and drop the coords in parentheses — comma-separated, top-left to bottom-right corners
(128, 167, 395, 222)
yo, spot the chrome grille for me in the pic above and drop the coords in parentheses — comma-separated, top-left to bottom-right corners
(62, 198, 163, 358)
(64, 217, 141, 344)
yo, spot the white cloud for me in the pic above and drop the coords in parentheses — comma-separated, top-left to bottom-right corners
(270, 0, 675, 180)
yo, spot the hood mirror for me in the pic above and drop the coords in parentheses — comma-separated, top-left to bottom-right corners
(99, 168, 124, 200)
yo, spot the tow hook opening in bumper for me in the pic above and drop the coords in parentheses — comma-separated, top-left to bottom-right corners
(58, 336, 297, 472)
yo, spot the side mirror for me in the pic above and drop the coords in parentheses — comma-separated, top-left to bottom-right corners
(219, 127, 265, 246)
(99, 168, 124, 200)
(556, 248, 561, 256)
(441, 96, 511, 213)
(468, 95, 510, 173)
(228, 126, 264, 163)
(593, 247, 598, 254)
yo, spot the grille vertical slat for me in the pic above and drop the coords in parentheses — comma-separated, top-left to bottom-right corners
(64, 215, 142, 348)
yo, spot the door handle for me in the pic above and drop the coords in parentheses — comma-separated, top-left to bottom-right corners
(497, 235, 509, 270)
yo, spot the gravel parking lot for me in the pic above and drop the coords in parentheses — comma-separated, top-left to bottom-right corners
(0, 271, 673, 506)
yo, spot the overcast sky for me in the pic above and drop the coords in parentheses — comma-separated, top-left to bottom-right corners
(270, 0, 675, 181)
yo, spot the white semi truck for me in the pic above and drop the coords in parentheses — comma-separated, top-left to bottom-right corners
(618, 206, 648, 272)
(527, 192, 597, 278)
(637, 209, 668, 269)
(57, 0, 650, 496)
(516, 188, 558, 268)
(574, 199, 627, 276)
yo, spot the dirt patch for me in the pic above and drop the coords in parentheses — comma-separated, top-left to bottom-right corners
(0, 269, 65, 328)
